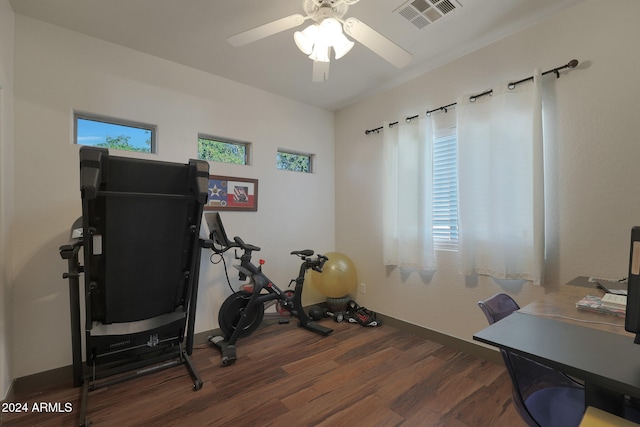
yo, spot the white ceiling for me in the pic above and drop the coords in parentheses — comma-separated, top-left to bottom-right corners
(9, 0, 584, 111)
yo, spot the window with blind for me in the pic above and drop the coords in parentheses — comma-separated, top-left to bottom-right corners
(432, 128, 458, 250)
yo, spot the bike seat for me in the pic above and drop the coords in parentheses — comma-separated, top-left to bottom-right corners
(291, 249, 314, 257)
(233, 236, 261, 252)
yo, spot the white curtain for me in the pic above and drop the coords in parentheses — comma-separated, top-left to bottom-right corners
(457, 69, 544, 284)
(382, 117, 435, 270)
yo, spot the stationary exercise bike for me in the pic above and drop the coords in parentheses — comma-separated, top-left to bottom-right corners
(205, 212, 333, 366)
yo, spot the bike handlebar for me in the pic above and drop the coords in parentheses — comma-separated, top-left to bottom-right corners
(228, 235, 328, 274)
(233, 236, 261, 252)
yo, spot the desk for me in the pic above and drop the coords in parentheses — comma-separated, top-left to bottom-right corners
(473, 286, 640, 416)
(518, 285, 628, 335)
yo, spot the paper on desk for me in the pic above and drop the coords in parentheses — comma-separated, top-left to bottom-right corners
(576, 295, 625, 318)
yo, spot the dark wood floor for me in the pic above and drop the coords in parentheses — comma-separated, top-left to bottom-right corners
(2, 319, 524, 426)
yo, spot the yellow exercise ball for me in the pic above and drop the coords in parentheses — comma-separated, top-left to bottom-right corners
(310, 252, 357, 298)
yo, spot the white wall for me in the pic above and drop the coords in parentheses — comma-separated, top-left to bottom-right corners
(11, 16, 335, 378)
(335, 0, 640, 343)
(0, 0, 15, 400)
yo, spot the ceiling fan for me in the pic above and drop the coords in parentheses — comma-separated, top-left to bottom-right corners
(227, 0, 413, 82)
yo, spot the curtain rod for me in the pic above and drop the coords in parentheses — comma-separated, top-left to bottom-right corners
(364, 59, 579, 135)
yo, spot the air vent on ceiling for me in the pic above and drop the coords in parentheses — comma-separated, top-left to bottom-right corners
(395, 0, 462, 30)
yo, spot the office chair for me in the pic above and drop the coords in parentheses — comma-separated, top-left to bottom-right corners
(60, 147, 210, 426)
(478, 293, 586, 427)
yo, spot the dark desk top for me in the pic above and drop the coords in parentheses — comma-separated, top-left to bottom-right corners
(473, 312, 640, 399)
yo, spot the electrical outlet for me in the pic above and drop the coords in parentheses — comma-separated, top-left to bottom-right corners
(360, 283, 366, 294)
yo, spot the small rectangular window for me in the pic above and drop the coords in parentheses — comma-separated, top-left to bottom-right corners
(198, 135, 249, 165)
(277, 149, 313, 173)
(75, 112, 156, 153)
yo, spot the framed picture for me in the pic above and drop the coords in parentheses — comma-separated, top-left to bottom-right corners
(205, 175, 258, 211)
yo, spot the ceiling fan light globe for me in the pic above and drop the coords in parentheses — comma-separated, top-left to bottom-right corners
(318, 18, 343, 45)
(333, 34, 354, 59)
(309, 43, 330, 63)
(294, 24, 318, 55)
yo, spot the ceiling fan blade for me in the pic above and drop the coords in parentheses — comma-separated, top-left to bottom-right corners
(312, 61, 330, 82)
(227, 14, 307, 47)
(343, 17, 412, 69)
